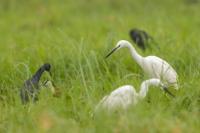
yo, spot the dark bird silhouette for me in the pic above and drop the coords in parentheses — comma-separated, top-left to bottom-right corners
(185, 0, 199, 4)
(129, 28, 153, 50)
(20, 63, 52, 104)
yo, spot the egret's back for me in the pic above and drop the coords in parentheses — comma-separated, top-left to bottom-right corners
(96, 85, 137, 112)
(142, 56, 178, 88)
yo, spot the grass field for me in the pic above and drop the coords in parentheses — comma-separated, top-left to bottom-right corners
(0, 0, 200, 132)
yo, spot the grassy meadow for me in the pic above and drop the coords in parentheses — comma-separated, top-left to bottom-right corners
(0, 0, 200, 132)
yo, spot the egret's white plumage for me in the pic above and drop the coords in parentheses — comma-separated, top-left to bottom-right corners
(106, 40, 178, 90)
(96, 78, 163, 112)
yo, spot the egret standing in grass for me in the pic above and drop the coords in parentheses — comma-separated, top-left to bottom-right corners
(95, 78, 164, 112)
(20, 63, 52, 104)
(106, 40, 178, 96)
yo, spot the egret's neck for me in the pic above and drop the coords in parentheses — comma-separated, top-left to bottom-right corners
(128, 44, 143, 66)
(138, 81, 149, 99)
(138, 79, 161, 99)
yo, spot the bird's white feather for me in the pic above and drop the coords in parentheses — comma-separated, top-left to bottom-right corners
(113, 40, 179, 89)
(96, 79, 162, 112)
(142, 56, 178, 89)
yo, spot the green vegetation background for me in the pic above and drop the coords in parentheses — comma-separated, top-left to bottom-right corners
(0, 0, 200, 132)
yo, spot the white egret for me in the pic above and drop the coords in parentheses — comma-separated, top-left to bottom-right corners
(95, 78, 164, 112)
(106, 40, 178, 96)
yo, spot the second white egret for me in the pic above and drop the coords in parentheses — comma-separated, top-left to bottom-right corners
(95, 78, 164, 112)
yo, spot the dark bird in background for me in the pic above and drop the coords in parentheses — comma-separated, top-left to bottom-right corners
(129, 28, 153, 50)
(20, 63, 52, 104)
(185, 0, 199, 5)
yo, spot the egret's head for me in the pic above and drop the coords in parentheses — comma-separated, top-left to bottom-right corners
(146, 78, 175, 98)
(105, 40, 131, 58)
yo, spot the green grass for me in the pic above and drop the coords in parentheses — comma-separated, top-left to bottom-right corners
(0, 0, 200, 132)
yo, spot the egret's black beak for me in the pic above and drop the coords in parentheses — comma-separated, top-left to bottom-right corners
(105, 46, 120, 58)
(163, 87, 175, 98)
